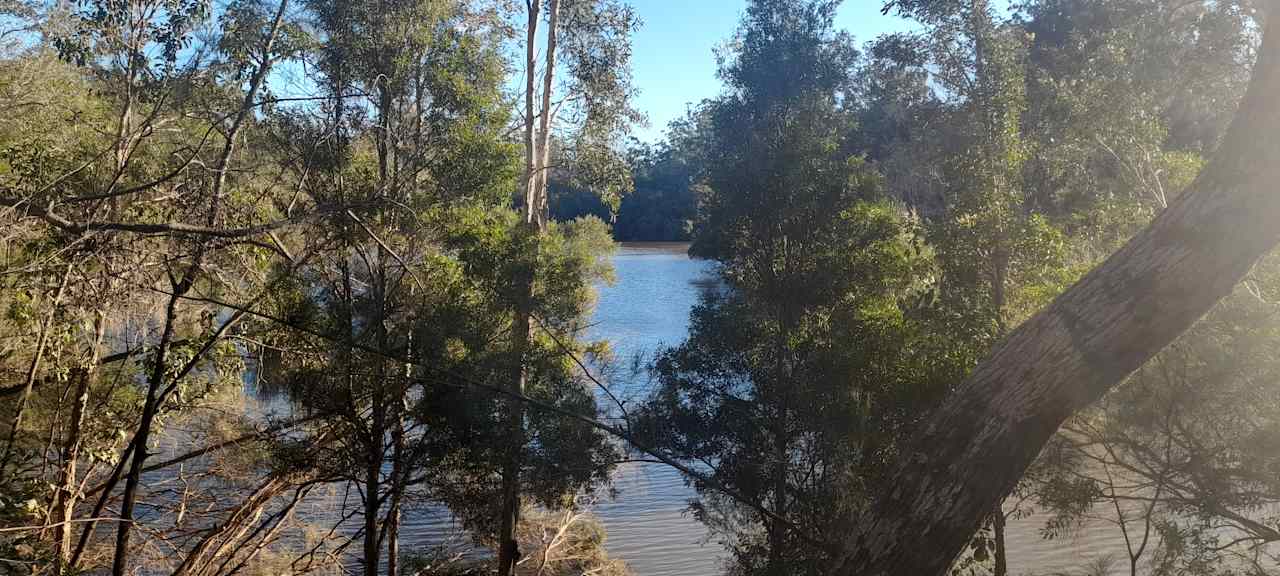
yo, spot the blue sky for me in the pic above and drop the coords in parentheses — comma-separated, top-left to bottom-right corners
(626, 1, 915, 143)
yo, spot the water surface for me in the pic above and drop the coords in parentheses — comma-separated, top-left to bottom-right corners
(583, 243, 1133, 576)
(587, 243, 723, 576)
(283, 242, 1132, 575)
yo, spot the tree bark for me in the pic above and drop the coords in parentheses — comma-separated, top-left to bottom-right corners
(362, 403, 384, 576)
(837, 8, 1280, 575)
(992, 503, 1007, 576)
(520, 0, 540, 226)
(53, 314, 104, 573)
(499, 2, 561, 574)
(497, 298, 531, 576)
(112, 282, 187, 576)
(534, 0, 562, 230)
(386, 458, 403, 576)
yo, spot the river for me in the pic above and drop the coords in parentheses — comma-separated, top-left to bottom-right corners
(582, 243, 1135, 576)
(265, 243, 1133, 575)
(586, 243, 723, 576)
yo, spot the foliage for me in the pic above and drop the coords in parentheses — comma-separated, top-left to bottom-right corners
(635, 2, 944, 575)
(549, 133, 699, 242)
(0, 1, 1275, 576)
(417, 209, 620, 537)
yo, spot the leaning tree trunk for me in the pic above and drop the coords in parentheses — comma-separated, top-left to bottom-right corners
(837, 7, 1280, 575)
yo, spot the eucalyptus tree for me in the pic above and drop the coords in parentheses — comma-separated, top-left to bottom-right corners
(836, 1, 1264, 572)
(834, 3, 1280, 572)
(498, 1, 638, 573)
(855, 3, 1070, 572)
(1031, 254, 1280, 575)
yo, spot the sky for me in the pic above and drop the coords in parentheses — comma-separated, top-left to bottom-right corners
(625, 1, 915, 143)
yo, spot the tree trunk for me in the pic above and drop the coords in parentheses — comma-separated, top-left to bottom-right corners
(992, 503, 1007, 576)
(766, 425, 788, 576)
(363, 403, 384, 576)
(520, 1, 540, 224)
(110, 5, 287, 572)
(169, 475, 285, 576)
(836, 9, 1280, 575)
(112, 284, 187, 576)
(499, 2, 561, 573)
(386, 447, 403, 576)
(534, 0, 562, 230)
(497, 301, 530, 576)
(53, 314, 104, 573)
(70, 438, 134, 569)
(766, 305, 793, 576)
(989, 249, 1010, 576)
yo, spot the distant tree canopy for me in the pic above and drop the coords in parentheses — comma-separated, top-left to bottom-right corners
(550, 136, 698, 242)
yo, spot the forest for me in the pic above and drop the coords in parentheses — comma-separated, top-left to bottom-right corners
(0, 0, 1278, 575)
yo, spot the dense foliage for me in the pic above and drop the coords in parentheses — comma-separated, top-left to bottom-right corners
(0, 0, 1276, 575)
(634, 0, 1269, 575)
(0, 0, 632, 575)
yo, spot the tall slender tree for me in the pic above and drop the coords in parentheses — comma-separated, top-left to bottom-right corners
(498, 1, 637, 573)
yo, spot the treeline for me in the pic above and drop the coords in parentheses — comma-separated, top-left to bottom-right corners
(550, 138, 698, 242)
(1, 0, 1280, 576)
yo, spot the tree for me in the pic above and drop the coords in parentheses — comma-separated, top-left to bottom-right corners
(636, 2, 940, 575)
(415, 209, 623, 571)
(548, 124, 702, 243)
(1017, 0, 1255, 253)
(263, 1, 519, 574)
(0, 1, 311, 573)
(499, 1, 637, 573)
(834, 5, 1280, 574)
(612, 136, 699, 242)
(901, 3, 1073, 572)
